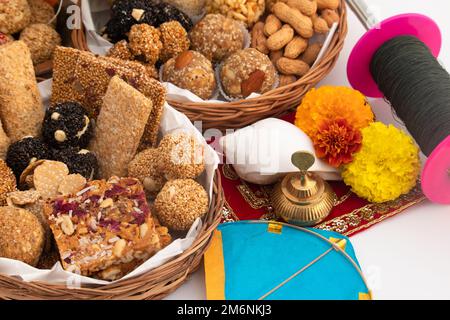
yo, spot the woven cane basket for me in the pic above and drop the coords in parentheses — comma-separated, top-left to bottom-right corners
(0, 171, 223, 300)
(72, 1, 348, 131)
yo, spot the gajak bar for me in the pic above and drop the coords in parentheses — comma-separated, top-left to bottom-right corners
(0, 41, 44, 142)
(89, 76, 153, 179)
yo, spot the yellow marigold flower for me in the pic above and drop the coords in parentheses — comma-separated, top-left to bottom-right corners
(342, 122, 421, 203)
(295, 86, 374, 137)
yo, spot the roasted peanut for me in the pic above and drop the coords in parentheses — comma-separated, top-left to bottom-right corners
(264, 14, 282, 36)
(286, 0, 318, 16)
(284, 36, 308, 59)
(267, 24, 294, 51)
(270, 49, 284, 65)
(272, 2, 314, 38)
(301, 42, 322, 65)
(251, 21, 269, 54)
(321, 9, 340, 27)
(278, 74, 298, 87)
(317, 0, 339, 10)
(312, 14, 329, 33)
(276, 57, 310, 76)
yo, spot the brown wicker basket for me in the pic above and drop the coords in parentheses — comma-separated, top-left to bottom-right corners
(72, 1, 348, 131)
(0, 171, 224, 300)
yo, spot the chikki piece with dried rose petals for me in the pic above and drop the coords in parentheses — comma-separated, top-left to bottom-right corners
(44, 177, 170, 280)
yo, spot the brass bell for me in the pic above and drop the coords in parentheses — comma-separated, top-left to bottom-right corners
(271, 151, 337, 227)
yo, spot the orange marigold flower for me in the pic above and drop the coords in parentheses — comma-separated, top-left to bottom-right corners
(313, 118, 363, 167)
(295, 86, 374, 137)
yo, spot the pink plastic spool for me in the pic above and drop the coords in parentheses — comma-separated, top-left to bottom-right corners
(347, 14, 450, 204)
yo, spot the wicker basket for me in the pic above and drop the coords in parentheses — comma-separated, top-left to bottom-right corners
(0, 171, 224, 300)
(72, 1, 348, 131)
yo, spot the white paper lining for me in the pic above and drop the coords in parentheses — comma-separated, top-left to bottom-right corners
(0, 79, 219, 286)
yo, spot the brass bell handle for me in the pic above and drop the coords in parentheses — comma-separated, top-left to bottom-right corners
(291, 151, 316, 186)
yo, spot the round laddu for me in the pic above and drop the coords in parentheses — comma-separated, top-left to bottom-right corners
(127, 148, 166, 196)
(159, 21, 190, 62)
(42, 102, 93, 149)
(0, 159, 17, 206)
(162, 50, 216, 100)
(220, 48, 278, 99)
(0, 0, 31, 34)
(158, 131, 206, 180)
(107, 40, 134, 61)
(6, 137, 51, 179)
(128, 23, 162, 64)
(0, 206, 45, 266)
(154, 179, 209, 231)
(189, 14, 245, 63)
(28, 0, 56, 27)
(20, 23, 62, 65)
(52, 147, 98, 180)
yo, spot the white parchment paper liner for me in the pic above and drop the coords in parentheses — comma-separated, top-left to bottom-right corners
(0, 79, 220, 286)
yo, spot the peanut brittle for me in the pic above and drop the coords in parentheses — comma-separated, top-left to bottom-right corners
(44, 177, 171, 280)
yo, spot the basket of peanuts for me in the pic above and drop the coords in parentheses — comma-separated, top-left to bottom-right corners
(72, 0, 347, 131)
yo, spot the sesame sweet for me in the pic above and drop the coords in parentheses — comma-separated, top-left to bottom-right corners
(159, 21, 190, 62)
(33, 160, 70, 200)
(162, 50, 216, 100)
(154, 179, 209, 231)
(0, 206, 45, 267)
(220, 48, 278, 99)
(44, 177, 171, 280)
(6, 137, 51, 179)
(107, 40, 134, 60)
(0, 0, 31, 34)
(28, 0, 56, 27)
(89, 76, 153, 179)
(189, 14, 245, 63)
(0, 160, 17, 206)
(0, 121, 10, 160)
(42, 102, 93, 150)
(158, 131, 205, 180)
(128, 148, 166, 197)
(51, 47, 166, 148)
(128, 23, 162, 64)
(0, 41, 45, 142)
(52, 147, 99, 180)
(19, 23, 61, 65)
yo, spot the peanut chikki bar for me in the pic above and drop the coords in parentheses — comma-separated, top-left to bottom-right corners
(51, 47, 166, 148)
(89, 76, 153, 179)
(0, 41, 44, 142)
(44, 177, 171, 281)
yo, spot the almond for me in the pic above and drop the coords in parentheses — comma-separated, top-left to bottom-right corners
(241, 70, 266, 97)
(175, 51, 194, 69)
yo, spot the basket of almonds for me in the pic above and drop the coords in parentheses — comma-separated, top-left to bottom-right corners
(72, 0, 347, 131)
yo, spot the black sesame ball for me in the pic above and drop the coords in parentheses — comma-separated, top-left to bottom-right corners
(52, 147, 98, 180)
(6, 137, 51, 179)
(42, 102, 93, 150)
(104, 0, 193, 43)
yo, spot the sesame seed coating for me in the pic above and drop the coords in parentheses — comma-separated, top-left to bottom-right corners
(28, 0, 56, 27)
(189, 14, 245, 63)
(0, 159, 17, 206)
(162, 50, 216, 100)
(128, 24, 162, 64)
(0, 206, 45, 267)
(20, 23, 61, 65)
(0, 0, 31, 34)
(154, 179, 208, 231)
(158, 131, 205, 180)
(128, 148, 166, 197)
(159, 21, 190, 62)
(220, 48, 277, 99)
(107, 40, 134, 61)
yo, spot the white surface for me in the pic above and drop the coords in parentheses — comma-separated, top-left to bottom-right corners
(165, 0, 450, 300)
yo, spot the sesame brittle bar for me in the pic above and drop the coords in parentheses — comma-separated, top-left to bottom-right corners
(44, 177, 171, 281)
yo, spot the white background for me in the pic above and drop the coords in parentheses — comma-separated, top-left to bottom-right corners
(166, 0, 450, 300)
